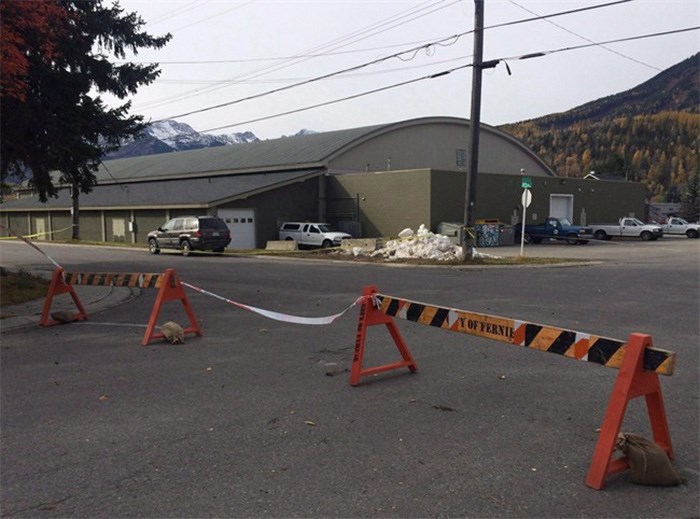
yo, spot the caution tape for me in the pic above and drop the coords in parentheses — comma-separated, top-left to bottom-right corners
(374, 293, 675, 375)
(182, 281, 364, 325)
(0, 224, 63, 269)
(0, 225, 74, 241)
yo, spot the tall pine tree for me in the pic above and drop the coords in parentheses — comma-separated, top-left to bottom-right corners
(1, 1, 171, 238)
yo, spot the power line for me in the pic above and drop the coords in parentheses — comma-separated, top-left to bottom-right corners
(507, 0, 661, 71)
(506, 26, 698, 62)
(169, 1, 255, 32)
(136, 0, 458, 112)
(157, 0, 636, 122)
(154, 56, 469, 85)
(200, 65, 470, 134)
(197, 25, 700, 134)
(146, 0, 213, 25)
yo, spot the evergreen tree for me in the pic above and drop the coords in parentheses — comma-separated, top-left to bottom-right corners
(1, 1, 171, 237)
(680, 171, 700, 222)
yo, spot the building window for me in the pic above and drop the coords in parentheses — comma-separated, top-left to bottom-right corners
(456, 149, 467, 167)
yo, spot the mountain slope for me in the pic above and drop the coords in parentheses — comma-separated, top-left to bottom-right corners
(106, 120, 259, 159)
(500, 53, 700, 203)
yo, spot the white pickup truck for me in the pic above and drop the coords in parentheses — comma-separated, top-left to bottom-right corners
(591, 217, 663, 241)
(278, 222, 351, 248)
(659, 217, 700, 239)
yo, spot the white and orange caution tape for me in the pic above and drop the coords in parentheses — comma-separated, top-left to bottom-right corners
(0, 224, 63, 269)
(182, 281, 364, 325)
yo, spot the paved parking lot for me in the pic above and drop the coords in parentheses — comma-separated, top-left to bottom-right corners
(1, 238, 698, 518)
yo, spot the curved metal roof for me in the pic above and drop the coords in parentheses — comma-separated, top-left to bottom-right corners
(94, 116, 554, 183)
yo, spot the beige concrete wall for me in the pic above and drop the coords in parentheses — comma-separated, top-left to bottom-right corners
(328, 169, 431, 237)
(29, 213, 49, 240)
(104, 210, 131, 243)
(329, 169, 649, 237)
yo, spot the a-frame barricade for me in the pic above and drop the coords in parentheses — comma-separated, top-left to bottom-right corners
(352, 286, 676, 490)
(38, 267, 201, 346)
(585, 333, 673, 489)
(142, 268, 202, 346)
(39, 267, 88, 326)
(350, 285, 417, 385)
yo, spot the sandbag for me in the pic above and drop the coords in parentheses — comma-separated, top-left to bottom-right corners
(617, 433, 684, 486)
(50, 311, 75, 323)
(159, 321, 185, 344)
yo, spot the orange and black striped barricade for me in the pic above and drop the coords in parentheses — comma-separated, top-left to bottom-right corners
(352, 285, 675, 490)
(39, 268, 89, 326)
(141, 268, 201, 346)
(39, 267, 201, 346)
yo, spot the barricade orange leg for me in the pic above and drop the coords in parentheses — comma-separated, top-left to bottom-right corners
(39, 267, 88, 326)
(142, 269, 202, 346)
(585, 333, 673, 490)
(350, 285, 417, 386)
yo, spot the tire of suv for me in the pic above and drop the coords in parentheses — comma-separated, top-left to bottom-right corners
(180, 240, 192, 256)
(213, 247, 225, 253)
(148, 238, 160, 254)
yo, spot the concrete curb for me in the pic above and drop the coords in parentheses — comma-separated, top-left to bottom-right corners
(0, 284, 139, 333)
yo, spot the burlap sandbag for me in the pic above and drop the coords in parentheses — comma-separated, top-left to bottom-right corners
(618, 433, 684, 486)
(159, 321, 185, 344)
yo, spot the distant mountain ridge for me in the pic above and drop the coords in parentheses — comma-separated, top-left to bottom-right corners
(500, 53, 699, 204)
(105, 120, 259, 159)
(106, 121, 320, 160)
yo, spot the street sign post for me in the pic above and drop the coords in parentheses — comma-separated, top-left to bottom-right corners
(520, 188, 532, 257)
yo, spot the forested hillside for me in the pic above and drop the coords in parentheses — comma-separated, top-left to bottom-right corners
(501, 54, 699, 205)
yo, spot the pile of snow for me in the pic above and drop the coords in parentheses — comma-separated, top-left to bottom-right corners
(341, 224, 505, 261)
(373, 224, 463, 261)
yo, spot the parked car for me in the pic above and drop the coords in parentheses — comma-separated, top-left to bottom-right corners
(278, 222, 351, 248)
(516, 216, 592, 245)
(591, 217, 663, 241)
(659, 217, 699, 239)
(148, 216, 231, 256)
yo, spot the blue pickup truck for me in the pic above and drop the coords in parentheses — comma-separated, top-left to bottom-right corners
(516, 217, 593, 245)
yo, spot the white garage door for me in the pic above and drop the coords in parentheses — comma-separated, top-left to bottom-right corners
(217, 209, 256, 249)
(549, 194, 574, 222)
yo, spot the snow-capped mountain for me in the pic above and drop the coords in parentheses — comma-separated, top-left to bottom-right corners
(105, 120, 259, 159)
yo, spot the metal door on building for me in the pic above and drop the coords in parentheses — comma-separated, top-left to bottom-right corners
(550, 194, 574, 222)
(218, 209, 256, 249)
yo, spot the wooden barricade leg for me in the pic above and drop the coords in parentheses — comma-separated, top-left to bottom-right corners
(350, 285, 418, 386)
(585, 333, 673, 490)
(142, 269, 202, 346)
(39, 267, 88, 326)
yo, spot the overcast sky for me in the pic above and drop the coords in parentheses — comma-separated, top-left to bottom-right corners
(109, 0, 699, 140)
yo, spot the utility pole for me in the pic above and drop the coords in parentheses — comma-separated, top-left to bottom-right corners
(461, 0, 484, 260)
(71, 180, 80, 240)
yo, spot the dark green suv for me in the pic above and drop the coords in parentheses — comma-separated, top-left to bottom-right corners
(147, 216, 231, 256)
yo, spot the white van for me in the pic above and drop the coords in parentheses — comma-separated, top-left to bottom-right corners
(278, 222, 351, 248)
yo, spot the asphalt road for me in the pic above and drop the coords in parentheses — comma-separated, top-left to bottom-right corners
(1, 238, 699, 518)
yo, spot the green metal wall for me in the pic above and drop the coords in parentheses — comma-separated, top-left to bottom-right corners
(51, 213, 73, 240)
(78, 212, 104, 242)
(6, 212, 29, 237)
(134, 210, 168, 244)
